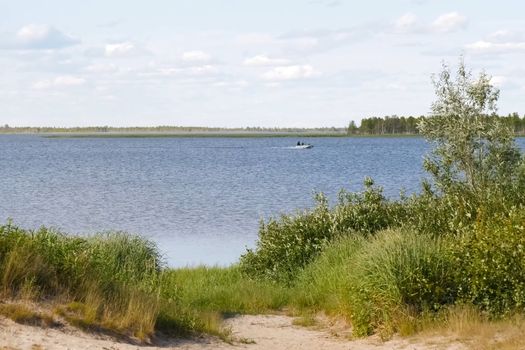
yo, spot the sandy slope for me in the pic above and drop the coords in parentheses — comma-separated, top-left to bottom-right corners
(0, 314, 465, 350)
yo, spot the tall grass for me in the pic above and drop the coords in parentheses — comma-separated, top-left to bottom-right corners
(0, 224, 162, 340)
(2, 190, 525, 342)
(0, 223, 290, 341)
(156, 266, 290, 339)
(160, 266, 289, 315)
(290, 229, 456, 338)
(292, 236, 363, 316)
(344, 229, 456, 338)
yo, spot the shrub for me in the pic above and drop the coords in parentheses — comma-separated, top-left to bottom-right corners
(239, 194, 333, 284)
(332, 177, 405, 234)
(402, 186, 478, 236)
(453, 207, 525, 316)
(346, 229, 456, 338)
(419, 59, 523, 205)
(239, 178, 402, 284)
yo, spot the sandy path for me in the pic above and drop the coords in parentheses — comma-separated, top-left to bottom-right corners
(0, 315, 465, 350)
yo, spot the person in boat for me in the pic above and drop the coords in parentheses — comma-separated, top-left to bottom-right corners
(297, 141, 301, 146)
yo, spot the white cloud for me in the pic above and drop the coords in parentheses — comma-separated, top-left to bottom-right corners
(157, 64, 218, 77)
(487, 30, 523, 43)
(243, 55, 290, 66)
(466, 40, 525, 53)
(431, 12, 467, 33)
(490, 75, 506, 88)
(386, 82, 407, 91)
(235, 33, 275, 46)
(391, 11, 467, 35)
(289, 37, 320, 51)
(105, 42, 136, 57)
(17, 25, 49, 41)
(489, 75, 522, 91)
(182, 50, 211, 62)
(486, 30, 525, 44)
(189, 64, 217, 75)
(278, 27, 372, 53)
(394, 13, 419, 33)
(466, 29, 525, 54)
(308, 0, 342, 7)
(10, 24, 79, 50)
(84, 63, 118, 73)
(212, 80, 249, 88)
(261, 65, 319, 81)
(32, 75, 86, 89)
(101, 94, 117, 101)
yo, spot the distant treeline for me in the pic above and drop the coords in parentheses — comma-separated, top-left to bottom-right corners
(348, 113, 525, 135)
(0, 125, 347, 134)
(4, 114, 525, 136)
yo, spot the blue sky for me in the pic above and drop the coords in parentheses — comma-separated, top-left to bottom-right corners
(1, 0, 525, 127)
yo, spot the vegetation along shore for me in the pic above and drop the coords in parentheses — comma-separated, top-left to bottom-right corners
(2, 60, 525, 349)
(3, 115, 525, 139)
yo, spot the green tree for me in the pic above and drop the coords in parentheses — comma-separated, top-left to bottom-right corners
(418, 59, 523, 201)
(347, 120, 358, 135)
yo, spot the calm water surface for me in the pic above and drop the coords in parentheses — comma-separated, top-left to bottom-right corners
(2, 136, 523, 266)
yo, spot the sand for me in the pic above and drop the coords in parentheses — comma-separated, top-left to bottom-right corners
(0, 314, 466, 350)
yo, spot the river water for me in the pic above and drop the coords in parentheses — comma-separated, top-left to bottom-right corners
(1, 136, 523, 266)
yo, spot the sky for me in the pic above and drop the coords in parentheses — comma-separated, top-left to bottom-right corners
(1, 0, 525, 128)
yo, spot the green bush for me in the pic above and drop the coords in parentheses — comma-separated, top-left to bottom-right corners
(239, 194, 333, 284)
(453, 207, 525, 316)
(332, 177, 406, 234)
(403, 187, 478, 236)
(346, 229, 456, 337)
(419, 59, 522, 201)
(239, 178, 402, 284)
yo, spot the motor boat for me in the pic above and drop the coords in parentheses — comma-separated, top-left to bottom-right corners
(292, 144, 313, 149)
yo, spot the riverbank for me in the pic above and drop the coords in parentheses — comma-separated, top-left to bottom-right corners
(2, 113, 525, 348)
(42, 131, 350, 138)
(2, 208, 525, 348)
(0, 126, 348, 138)
(4, 311, 525, 349)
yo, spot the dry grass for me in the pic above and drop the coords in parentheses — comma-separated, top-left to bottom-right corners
(0, 302, 57, 328)
(292, 314, 317, 327)
(412, 306, 525, 350)
(54, 293, 159, 343)
(0, 226, 165, 342)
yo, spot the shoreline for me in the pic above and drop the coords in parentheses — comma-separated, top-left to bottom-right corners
(3, 131, 523, 138)
(0, 313, 468, 350)
(0, 131, 423, 138)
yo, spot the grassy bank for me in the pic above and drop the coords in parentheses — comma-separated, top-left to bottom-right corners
(42, 132, 349, 139)
(236, 60, 525, 339)
(0, 224, 161, 340)
(3, 198, 525, 343)
(0, 223, 289, 342)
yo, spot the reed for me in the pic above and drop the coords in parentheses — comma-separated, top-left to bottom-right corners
(0, 223, 290, 340)
(0, 224, 162, 341)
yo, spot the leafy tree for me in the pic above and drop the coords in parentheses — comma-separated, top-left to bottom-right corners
(418, 59, 523, 202)
(347, 120, 358, 134)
